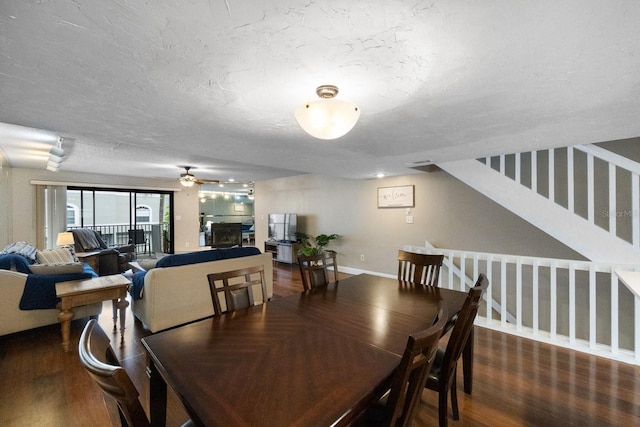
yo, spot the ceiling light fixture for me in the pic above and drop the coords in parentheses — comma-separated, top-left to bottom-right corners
(294, 85, 360, 140)
(178, 166, 197, 187)
(49, 147, 65, 162)
(178, 166, 219, 187)
(46, 160, 61, 172)
(47, 137, 65, 171)
(179, 175, 196, 187)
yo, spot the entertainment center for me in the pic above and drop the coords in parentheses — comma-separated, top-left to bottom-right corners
(265, 213, 300, 264)
(264, 241, 301, 264)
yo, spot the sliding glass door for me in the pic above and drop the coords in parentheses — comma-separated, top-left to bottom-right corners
(66, 187, 174, 254)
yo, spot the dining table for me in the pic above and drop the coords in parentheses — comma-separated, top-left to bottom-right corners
(141, 273, 471, 427)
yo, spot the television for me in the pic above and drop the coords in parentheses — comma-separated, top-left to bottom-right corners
(268, 213, 297, 242)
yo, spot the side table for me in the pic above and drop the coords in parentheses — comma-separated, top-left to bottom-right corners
(55, 274, 131, 352)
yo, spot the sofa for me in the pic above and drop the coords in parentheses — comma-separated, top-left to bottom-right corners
(70, 228, 137, 275)
(0, 253, 103, 336)
(130, 247, 273, 333)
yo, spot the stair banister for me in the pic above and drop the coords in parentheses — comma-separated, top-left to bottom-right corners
(404, 244, 640, 365)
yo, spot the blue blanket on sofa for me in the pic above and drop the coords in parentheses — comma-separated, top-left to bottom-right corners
(19, 264, 98, 310)
(130, 247, 261, 300)
(0, 253, 33, 273)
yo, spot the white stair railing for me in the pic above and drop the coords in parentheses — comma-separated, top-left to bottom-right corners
(405, 244, 640, 365)
(481, 144, 640, 250)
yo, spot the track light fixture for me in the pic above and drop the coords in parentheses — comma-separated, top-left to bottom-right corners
(47, 137, 65, 172)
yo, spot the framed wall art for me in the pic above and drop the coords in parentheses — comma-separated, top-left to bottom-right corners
(377, 185, 414, 208)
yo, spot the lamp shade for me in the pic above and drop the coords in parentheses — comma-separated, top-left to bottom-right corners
(56, 232, 75, 246)
(294, 85, 360, 140)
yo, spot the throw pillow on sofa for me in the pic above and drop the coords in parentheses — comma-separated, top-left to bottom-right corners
(29, 262, 84, 275)
(1, 241, 38, 263)
(36, 247, 76, 264)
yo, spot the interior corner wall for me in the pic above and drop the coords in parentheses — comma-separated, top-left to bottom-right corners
(7, 169, 38, 246)
(173, 185, 201, 252)
(255, 171, 582, 277)
(0, 155, 12, 246)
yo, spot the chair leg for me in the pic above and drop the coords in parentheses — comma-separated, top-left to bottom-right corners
(451, 368, 459, 420)
(439, 387, 449, 427)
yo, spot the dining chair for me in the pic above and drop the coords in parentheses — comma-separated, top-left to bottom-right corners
(207, 265, 268, 315)
(354, 301, 449, 427)
(397, 250, 444, 286)
(297, 251, 339, 290)
(425, 273, 489, 427)
(78, 319, 194, 427)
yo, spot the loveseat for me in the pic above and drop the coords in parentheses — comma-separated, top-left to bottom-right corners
(130, 247, 273, 332)
(0, 254, 102, 336)
(70, 228, 137, 275)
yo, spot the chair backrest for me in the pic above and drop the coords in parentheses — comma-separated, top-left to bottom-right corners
(71, 228, 108, 252)
(207, 265, 268, 316)
(78, 319, 150, 427)
(297, 251, 339, 290)
(128, 229, 145, 245)
(439, 274, 488, 385)
(383, 301, 449, 427)
(397, 250, 443, 286)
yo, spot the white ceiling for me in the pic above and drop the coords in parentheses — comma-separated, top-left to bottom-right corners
(1, 1, 639, 184)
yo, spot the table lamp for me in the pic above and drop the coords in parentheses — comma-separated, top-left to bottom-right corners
(56, 232, 75, 247)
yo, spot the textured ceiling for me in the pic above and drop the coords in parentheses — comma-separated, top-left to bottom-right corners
(1, 0, 639, 183)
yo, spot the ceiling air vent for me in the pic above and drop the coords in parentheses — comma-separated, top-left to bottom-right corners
(403, 160, 441, 173)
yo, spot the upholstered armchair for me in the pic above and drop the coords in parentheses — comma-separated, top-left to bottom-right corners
(69, 228, 136, 276)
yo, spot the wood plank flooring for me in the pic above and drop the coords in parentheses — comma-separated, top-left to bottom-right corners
(1, 263, 639, 426)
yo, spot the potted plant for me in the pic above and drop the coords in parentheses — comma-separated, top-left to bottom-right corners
(295, 232, 339, 256)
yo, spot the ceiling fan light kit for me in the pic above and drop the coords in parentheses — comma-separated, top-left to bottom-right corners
(180, 176, 196, 187)
(295, 85, 360, 140)
(179, 166, 198, 187)
(178, 166, 221, 187)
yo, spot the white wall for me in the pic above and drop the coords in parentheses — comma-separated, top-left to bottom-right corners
(256, 171, 584, 277)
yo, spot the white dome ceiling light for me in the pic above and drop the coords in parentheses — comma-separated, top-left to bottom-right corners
(294, 85, 360, 140)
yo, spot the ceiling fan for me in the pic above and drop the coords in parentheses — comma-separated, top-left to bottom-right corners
(178, 166, 219, 187)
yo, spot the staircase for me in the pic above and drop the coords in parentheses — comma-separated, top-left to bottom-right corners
(438, 144, 640, 265)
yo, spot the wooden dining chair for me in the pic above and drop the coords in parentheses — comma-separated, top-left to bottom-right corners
(207, 265, 268, 315)
(425, 274, 489, 427)
(78, 319, 194, 427)
(297, 251, 339, 290)
(354, 301, 449, 427)
(397, 250, 444, 286)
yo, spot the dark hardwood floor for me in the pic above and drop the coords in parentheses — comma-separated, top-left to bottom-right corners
(1, 263, 639, 426)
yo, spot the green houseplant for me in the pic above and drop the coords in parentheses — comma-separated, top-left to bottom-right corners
(296, 232, 339, 256)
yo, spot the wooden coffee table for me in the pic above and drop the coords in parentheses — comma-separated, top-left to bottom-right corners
(55, 274, 131, 352)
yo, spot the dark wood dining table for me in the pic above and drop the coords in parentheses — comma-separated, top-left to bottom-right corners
(141, 273, 470, 427)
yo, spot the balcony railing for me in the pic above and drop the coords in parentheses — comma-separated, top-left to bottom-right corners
(68, 223, 169, 254)
(405, 243, 640, 366)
